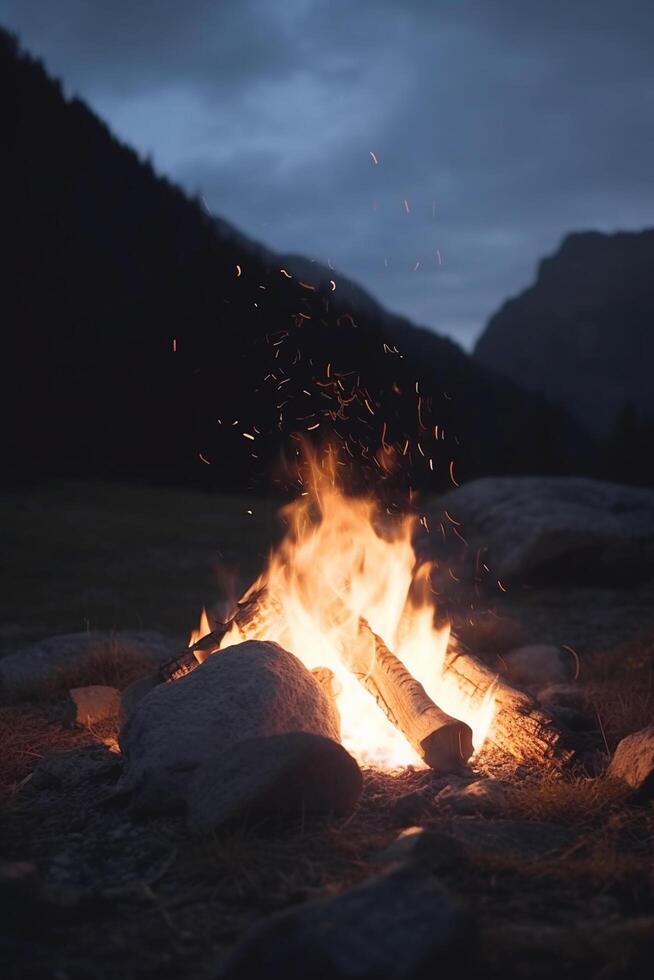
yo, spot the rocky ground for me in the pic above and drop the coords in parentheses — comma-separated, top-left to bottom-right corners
(1, 478, 654, 979)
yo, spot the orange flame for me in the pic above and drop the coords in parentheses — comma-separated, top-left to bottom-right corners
(189, 607, 211, 648)
(192, 450, 495, 768)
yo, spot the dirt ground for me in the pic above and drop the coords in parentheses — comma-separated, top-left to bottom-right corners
(1, 481, 653, 979)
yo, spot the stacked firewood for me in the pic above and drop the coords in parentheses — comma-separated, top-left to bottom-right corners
(159, 589, 573, 773)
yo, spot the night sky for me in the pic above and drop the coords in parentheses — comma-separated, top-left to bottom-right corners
(3, 0, 653, 349)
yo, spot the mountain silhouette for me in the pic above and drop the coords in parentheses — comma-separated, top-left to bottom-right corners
(475, 231, 654, 438)
(1, 29, 593, 495)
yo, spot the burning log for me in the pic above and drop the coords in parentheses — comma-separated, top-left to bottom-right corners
(160, 591, 473, 773)
(159, 588, 275, 682)
(351, 620, 474, 772)
(443, 646, 575, 767)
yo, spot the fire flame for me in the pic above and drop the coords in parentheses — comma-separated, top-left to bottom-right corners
(189, 607, 211, 648)
(192, 451, 495, 768)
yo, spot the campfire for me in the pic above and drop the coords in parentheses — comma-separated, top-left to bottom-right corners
(161, 449, 573, 773)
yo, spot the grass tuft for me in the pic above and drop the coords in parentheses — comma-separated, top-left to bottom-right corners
(41, 636, 155, 699)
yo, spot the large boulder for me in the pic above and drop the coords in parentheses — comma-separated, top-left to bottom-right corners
(0, 630, 179, 700)
(216, 863, 470, 980)
(435, 477, 654, 586)
(118, 641, 341, 814)
(187, 732, 362, 833)
(607, 725, 654, 800)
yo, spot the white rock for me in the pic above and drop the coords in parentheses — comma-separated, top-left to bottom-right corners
(118, 640, 341, 814)
(607, 725, 654, 800)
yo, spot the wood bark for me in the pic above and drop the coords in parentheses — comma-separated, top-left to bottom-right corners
(443, 646, 575, 767)
(350, 620, 474, 772)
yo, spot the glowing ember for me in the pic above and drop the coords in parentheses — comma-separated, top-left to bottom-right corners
(192, 451, 495, 768)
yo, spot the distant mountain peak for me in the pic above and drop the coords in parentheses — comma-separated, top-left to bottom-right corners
(475, 230, 654, 436)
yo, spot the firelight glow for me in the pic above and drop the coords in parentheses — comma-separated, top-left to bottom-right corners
(191, 449, 495, 768)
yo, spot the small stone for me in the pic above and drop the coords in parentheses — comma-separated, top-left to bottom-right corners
(504, 644, 570, 690)
(390, 790, 430, 825)
(216, 863, 470, 980)
(68, 685, 120, 726)
(606, 725, 654, 800)
(186, 732, 362, 834)
(435, 778, 506, 815)
(374, 826, 467, 874)
(31, 745, 122, 790)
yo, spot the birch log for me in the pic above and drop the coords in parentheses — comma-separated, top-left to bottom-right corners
(350, 620, 474, 772)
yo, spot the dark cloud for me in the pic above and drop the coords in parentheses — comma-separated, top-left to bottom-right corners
(3, 0, 653, 348)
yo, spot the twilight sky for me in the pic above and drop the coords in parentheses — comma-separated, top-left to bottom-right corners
(4, 0, 653, 349)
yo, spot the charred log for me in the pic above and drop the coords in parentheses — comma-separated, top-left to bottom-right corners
(159, 588, 273, 682)
(444, 646, 575, 767)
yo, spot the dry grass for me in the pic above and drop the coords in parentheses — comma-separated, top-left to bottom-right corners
(0, 701, 115, 804)
(504, 771, 626, 826)
(581, 632, 654, 750)
(41, 636, 156, 699)
(176, 765, 432, 899)
(476, 820, 653, 891)
(176, 825, 341, 907)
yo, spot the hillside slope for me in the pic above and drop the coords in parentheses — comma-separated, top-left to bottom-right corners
(1, 30, 592, 493)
